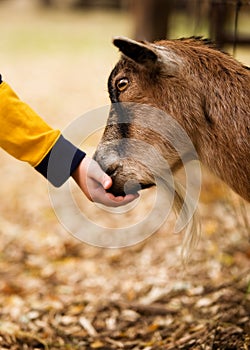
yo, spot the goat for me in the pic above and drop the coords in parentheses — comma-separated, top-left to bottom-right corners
(93, 37, 250, 252)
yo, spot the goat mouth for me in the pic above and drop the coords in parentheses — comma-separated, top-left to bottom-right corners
(140, 182, 155, 191)
(107, 181, 155, 197)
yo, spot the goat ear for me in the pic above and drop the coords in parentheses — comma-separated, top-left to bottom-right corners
(113, 36, 158, 66)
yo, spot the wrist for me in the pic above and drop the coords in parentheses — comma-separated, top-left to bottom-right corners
(35, 135, 86, 187)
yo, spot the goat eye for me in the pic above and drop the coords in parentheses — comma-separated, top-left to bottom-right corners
(116, 78, 129, 92)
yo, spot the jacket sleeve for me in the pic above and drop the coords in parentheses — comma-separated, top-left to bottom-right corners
(0, 78, 86, 186)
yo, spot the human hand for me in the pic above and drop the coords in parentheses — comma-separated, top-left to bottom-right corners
(72, 156, 139, 207)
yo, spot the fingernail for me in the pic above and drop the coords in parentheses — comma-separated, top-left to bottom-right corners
(104, 180, 110, 189)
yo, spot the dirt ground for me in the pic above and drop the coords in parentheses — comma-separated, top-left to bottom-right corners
(0, 1, 249, 349)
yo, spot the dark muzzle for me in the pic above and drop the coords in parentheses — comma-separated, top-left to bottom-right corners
(106, 161, 154, 196)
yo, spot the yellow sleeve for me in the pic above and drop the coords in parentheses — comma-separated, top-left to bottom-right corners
(0, 82, 61, 167)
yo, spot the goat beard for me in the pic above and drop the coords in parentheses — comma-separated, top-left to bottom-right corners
(122, 146, 201, 261)
(141, 143, 200, 261)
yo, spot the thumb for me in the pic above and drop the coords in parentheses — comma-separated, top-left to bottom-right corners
(89, 158, 112, 189)
(102, 174, 112, 190)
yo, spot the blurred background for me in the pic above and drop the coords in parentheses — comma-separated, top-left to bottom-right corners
(0, 0, 249, 228)
(0, 0, 249, 348)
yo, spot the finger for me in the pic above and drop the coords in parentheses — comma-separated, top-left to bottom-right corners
(110, 194, 139, 207)
(88, 159, 112, 189)
(103, 176, 112, 190)
(95, 192, 139, 207)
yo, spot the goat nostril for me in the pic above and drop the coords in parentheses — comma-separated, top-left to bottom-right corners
(106, 167, 117, 178)
(106, 162, 123, 178)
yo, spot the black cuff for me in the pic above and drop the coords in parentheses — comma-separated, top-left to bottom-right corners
(0, 75, 2, 84)
(35, 135, 86, 187)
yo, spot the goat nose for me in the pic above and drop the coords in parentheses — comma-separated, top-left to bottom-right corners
(105, 164, 142, 196)
(105, 161, 123, 177)
(108, 177, 141, 196)
(106, 165, 119, 178)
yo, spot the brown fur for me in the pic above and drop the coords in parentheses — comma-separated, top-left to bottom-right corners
(94, 37, 250, 202)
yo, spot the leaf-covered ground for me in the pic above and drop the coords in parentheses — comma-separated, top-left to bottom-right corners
(0, 2, 249, 349)
(0, 174, 249, 350)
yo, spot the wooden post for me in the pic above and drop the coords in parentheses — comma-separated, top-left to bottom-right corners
(132, 0, 172, 41)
